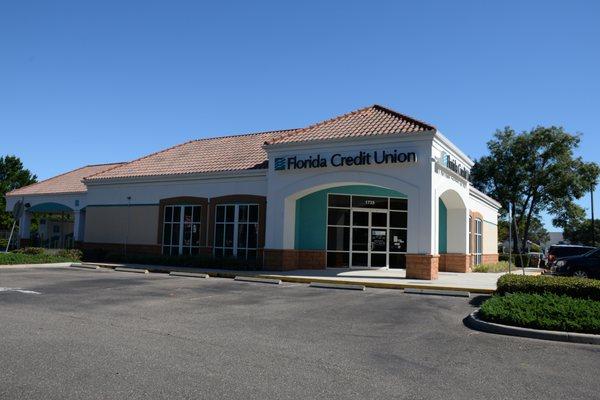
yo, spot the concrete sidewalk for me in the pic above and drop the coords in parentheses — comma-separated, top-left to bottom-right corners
(72, 262, 543, 294)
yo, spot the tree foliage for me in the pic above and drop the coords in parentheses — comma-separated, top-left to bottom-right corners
(0, 155, 37, 229)
(471, 126, 599, 251)
(563, 219, 600, 246)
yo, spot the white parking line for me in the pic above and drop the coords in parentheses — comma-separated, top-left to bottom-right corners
(0, 287, 41, 295)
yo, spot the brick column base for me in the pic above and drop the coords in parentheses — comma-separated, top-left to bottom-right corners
(263, 249, 326, 271)
(405, 254, 439, 280)
(482, 254, 499, 264)
(439, 254, 471, 273)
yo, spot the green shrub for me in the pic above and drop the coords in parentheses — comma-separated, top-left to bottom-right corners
(14, 247, 46, 255)
(498, 253, 539, 268)
(480, 293, 600, 334)
(0, 252, 80, 265)
(84, 250, 259, 271)
(496, 274, 600, 301)
(56, 248, 83, 260)
(472, 261, 510, 273)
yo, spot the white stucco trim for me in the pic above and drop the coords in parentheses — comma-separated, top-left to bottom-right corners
(469, 186, 502, 210)
(432, 131, 474, 167)
(263, 130, 437, 152)
(265, 169, 429, 254)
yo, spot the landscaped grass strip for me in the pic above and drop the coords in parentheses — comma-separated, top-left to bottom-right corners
(496, 274, 600, 301)
(480, 293, 600, 334)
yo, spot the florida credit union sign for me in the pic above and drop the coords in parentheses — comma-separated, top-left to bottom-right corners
(274, 149, 417, 171)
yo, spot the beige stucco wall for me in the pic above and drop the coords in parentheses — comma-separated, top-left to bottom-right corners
(483, 220, 498, 254)
(84, 205, 159, 245)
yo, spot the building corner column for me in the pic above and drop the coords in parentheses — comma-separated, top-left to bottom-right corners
(73, 210, 86, 246)
(405, 254, 439, 280)
(18, 211, 32, 248)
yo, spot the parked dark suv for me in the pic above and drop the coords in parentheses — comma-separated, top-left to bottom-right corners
(550, 248, 600, 279)
(544, 245, 596, 267)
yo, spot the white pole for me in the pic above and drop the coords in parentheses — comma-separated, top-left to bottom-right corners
(5, 219, 17, 253)
(508, 203, 512, 273)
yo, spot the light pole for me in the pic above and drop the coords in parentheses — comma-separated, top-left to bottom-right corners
(125, 196, 131, 255)
(592, 184, 596, 247)
(508, 203, 512, 273)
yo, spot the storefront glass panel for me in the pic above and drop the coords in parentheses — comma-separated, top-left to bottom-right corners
(326, 193, 408, 268)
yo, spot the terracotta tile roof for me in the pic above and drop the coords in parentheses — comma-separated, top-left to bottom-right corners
(85, 130, 295, 181)
(6, 163, 125, 196)
(11, 105, 436, 189)
(265, 104, 435, 145)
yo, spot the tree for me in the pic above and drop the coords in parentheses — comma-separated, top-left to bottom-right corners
(563, 219, 600, 246)
(497, 216, 549, 249)
(0, 155, 37, 229)
(471, 126, 599, 252)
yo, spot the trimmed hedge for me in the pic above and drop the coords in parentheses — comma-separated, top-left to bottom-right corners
(84, 250, 259, 271)
(496, 274, 600, 301)
(0, 252, 81, 265)
(480, 293, 600, 334)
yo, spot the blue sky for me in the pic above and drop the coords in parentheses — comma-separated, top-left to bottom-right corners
(2, 1, 599, 230)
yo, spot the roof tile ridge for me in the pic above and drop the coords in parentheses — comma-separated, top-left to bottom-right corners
(85, 128, 298, 181)
(85, 161, 127, 168)
(6, 164, 94, 196)
(191, 128, 297, 143)
(84, 139, 201, 181)
(265, 105, 376, 145)
(371, 104, 436, 131)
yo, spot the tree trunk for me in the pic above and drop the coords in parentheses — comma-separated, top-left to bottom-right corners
(521, 195, 539, 252)
(511, 201, 520, 253)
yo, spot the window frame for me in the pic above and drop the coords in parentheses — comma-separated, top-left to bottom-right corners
(162, 204, 202, 256)
(325, 193, 408, 268)
(474, 218, 483, 265)
(213, 203, 259, 260)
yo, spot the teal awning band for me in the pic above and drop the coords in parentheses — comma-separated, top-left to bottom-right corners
(27, 202, 73, 213)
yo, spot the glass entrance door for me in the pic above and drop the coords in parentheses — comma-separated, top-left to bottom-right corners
(351, 210, 388, 268)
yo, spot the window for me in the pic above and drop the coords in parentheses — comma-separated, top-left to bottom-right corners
(214, 204, 259, 260)
(469, 216, 472, 254)
(162, 205, 201, 256)
(474, 218, 483, 265)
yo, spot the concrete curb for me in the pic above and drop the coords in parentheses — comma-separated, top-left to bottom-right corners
(169, 271, 209, 279)
(234, 276, 282, 285)
(309, 282, 366, 291)
(0, 262, 74, 269)
(404, 288, 470, 297)
(70, 263, 99, 270)
(465, 310, 600, 345)
(258, 274, 494, 294)
(75, 263, 497, 293)
(114, 267, 149, 274)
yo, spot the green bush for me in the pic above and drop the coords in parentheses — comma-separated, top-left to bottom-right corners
(472, 261, 510, 273)
(480, 293, 600, 334)
(14, 247, 46, 255)
(498, 253, 538, 268)
(496, 274, 600, 301)
(0, 252, 81, 265)
(84, 250, 259, 271)
(56, 248, 83, 260)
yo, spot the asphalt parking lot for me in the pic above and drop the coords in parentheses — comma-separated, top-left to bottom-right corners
(1, 266, 599, 400)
